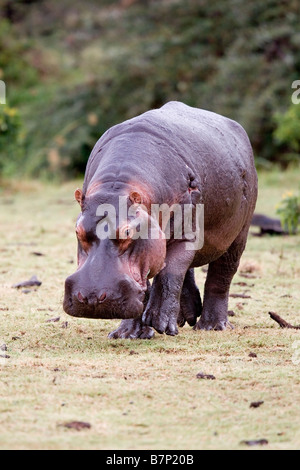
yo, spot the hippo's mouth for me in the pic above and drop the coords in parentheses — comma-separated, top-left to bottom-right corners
(63, 294, 144, 320)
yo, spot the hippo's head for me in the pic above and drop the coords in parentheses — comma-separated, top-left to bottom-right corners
(63, 186, 166, 319)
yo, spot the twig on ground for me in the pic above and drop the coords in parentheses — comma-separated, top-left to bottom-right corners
(269, 311, 300, 330)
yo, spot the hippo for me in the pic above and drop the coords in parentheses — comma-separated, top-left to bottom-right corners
(251, 213, 286, 235)
(63, 101, 257, 339)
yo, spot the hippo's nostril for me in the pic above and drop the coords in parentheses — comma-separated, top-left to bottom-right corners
(99, 292, 107, 303)
(78, 292, 86, 303)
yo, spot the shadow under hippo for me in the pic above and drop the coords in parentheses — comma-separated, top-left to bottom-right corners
(63, 101, 258, 339)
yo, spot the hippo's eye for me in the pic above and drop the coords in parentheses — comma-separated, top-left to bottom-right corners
(76, 225, 97, 253)
(118, 225, 135, 240)
(120, 225, 135, 240)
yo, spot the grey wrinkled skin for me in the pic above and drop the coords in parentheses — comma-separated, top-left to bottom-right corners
(63, 101, 257, 338)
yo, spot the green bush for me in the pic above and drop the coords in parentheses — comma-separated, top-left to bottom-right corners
(274, 103, 300, 155)
(276, 190, 300, 235)
(0, 105, 25, 178)
(0, 19, 38, 90)
(1, 0, 300, 179)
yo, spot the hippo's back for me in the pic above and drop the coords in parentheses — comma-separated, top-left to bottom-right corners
(150, 101, 254, 173)
(86, 102, 255, 192)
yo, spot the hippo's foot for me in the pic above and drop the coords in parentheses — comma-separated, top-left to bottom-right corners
(108, 318, 155, 340)
(178, 296, 201, 328)
(142, 298, 179, 336)
(177, 271, 202, 327)
(194, 317, 234, 331)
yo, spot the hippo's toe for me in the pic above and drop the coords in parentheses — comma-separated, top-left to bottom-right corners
(194, 318, 234, 331)
(108, 318, 155, 340)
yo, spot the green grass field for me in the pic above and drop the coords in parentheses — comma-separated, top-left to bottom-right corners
(0, 168, 299, 450)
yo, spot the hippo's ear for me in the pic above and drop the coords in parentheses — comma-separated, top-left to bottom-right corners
(129, 191, 143, 205)
(75, 188, 83, 207)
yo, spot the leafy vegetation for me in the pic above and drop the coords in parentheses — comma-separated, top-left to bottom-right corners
(276, 189, 300, 234)
(0, 105, 25, 177)
(0, 0, 299, 178)
(274, 102, 300, 164)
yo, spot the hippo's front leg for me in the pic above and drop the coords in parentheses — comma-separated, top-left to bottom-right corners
(142, 244, 195, 335)
(108, 318, 155, 340)
(108, 281, 154, 339)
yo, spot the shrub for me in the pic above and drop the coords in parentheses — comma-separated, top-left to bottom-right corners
(0, 105, 25, 178)
(274, 103, 300, 163)
(276, 190, 300, 235)
(1, 0, 300, 178)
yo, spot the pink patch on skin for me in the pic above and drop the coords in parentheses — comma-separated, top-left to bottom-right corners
(86, 181, 102, 198)
(76, 224, 90, 253)
(99, 292, 107, 302)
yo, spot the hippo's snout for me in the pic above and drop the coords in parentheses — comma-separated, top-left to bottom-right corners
(63, 273, 145, 320)
(77, 290, 107, 305)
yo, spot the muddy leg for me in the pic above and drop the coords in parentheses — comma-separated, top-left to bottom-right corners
(194, 226, 249, 331)
(108, 281, 154, 339)
(108, 318, 155, 339)
(143, 244, 195, 336)
(177, 269, 202, 327)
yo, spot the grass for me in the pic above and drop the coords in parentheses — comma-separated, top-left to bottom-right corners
(0, 167, 300, 450)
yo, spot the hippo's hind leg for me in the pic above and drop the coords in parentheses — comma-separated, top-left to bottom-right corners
(177, 269, 202, 327)
(194, 225, 249, 331)
(108, 281, 155, 339)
